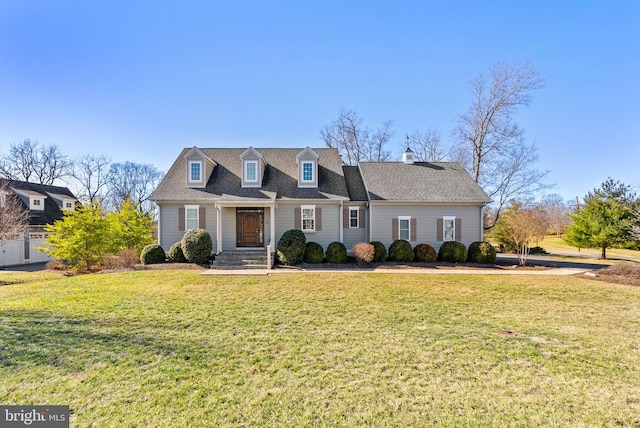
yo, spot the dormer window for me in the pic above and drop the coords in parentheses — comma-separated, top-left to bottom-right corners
(189, 161, 202, 182)
(244, 160, 258, 183)
(296, 147, 319, 188)
(240, 147, 265, 188)
(30, 197, 45, 211)
(184, 146, 216, 188)
(302, 162, 314, 182)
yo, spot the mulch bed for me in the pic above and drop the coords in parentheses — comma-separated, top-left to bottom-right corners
(578, 263, 640, 287)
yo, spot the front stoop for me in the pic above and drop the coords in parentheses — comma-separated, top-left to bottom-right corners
(210, 250, 274, 270)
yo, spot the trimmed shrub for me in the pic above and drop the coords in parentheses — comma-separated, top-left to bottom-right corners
(326, 241, 347, 264)
(388, 240, 415, 262)
(277, 229, 307, 265)
(168, 241, 188, 263)
(304, 242, 324, 264)
(414, 243, 437, 263)
(467, 241, 497, 264)
(353, 242, 375, 266)
(438, 241, 468, 263)
(140, 244, 166, 265)
(370, 241, 387, 262)
(181, 229, 213, 265)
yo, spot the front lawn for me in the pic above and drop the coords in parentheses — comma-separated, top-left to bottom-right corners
(1, 271, 639, 427)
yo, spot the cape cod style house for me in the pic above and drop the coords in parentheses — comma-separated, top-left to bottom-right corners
(0, 179, 77, 267)
(150, 146, 491, 265)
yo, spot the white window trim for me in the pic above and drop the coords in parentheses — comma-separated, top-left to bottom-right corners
(301, 161, 314, 182)
(188, 161, 203, 183)
(349, 207, 359, 229)
(185, 204, 200, 231)
(244, 160, 259, 183)
(398, 215, 411, 241)
(301, 204, 316, 232)
(443, 216, 456, 242)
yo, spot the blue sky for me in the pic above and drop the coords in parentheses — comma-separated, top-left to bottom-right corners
(1, 1, 638, 202)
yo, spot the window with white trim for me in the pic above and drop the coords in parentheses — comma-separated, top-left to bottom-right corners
(443, 216, 455, 241)
(349, 207, 359, 228)
(65, 202, 73, 210)
(399, 216, 411, 241)
(302, 162, 314, 182)
(302, 205, 315, 232)
(189, 161, 202, 182)
(185, 205, 199, 230)
(244, 160, 258, 182)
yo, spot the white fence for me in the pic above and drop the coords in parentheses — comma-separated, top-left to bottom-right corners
(0, 233, 52, 267)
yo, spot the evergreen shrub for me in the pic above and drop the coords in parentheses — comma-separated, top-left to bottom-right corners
(414, 243, 437, 263)
(467, 241, 497, 264)
(277, 229, 307, 265)
(438, 241, 468, 263)
(140, 244, 166, 265)
(181, 229, 213, 264)
(326, 242, 347, 264)
(388, 240, 415, 262)
(304, 242, 324, 264)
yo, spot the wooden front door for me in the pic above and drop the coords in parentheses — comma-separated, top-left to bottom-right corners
(236, 209, 264, 247)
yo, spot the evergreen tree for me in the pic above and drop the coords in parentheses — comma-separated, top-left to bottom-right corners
(564, 179, 637, 259)
(107, 197, 154, 255)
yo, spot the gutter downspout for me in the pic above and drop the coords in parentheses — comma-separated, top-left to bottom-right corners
(339, 200, 344, 243)
(216, 204, 222, 255)
(480, 205, 485, 242)
(156, 205, 162, 246)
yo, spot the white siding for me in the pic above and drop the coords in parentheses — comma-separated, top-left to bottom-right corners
(369, 204, 483, 250)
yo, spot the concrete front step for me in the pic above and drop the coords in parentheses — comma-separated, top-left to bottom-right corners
(212, 250, 274, 270)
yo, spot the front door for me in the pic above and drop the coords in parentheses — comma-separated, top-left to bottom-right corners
(236, 209, 264, 247)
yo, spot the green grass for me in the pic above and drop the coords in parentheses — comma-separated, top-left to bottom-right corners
(541, 236, 640, 261)
(1, 270, 639, 427)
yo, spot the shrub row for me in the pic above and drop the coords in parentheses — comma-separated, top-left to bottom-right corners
(140, 228, 213, 265)
(276, 227, 496, 266)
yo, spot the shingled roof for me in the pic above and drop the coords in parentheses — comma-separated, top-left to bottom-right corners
(358, 161, 491, 204)
(1, 179, 77, 226)
(151, 147, 350, 202)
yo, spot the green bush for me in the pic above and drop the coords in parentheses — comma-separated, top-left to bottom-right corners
(325, 241, 347, 264)
(370, 241, 387, 262)
(277, 229, 307, 265)
(168, 241, 188, 263)
(438, 241, 468, 263)
(388, 240, 415, 262)
(414, 243, 437, 263)
(140, 244, 166, 265)
(467, 241, 497, 264)
(304, 242, 324, 264)
(181, 229, 213, 265)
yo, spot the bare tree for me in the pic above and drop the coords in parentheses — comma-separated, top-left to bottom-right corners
(0, 140, 71, 185)
(320, 108, 393, 165)
(0, 181, 31, 247)
(406, 129, 448, 161)
(107, 162, 163, 213)
(494, 201, 548, 266)
(454, 61, 547, 227)
(70, 154, 112, 205)
(540, 193, 571, 237)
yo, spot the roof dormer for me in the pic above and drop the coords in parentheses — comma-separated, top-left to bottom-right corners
(296, 147, 319, 188)
(184, 146, 216, 188)
(47, 192, 77, 211)
(12, 188, 46, 211)
(240, 147, 266, 188)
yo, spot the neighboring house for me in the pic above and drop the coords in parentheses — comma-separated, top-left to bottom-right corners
(151, 146, 491, 260)
(0, 179, 77, 267)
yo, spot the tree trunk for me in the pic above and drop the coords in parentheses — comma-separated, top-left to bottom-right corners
(601, 246, 607, 259)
